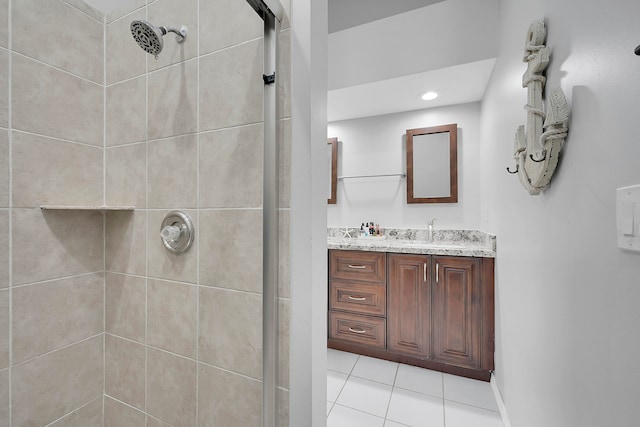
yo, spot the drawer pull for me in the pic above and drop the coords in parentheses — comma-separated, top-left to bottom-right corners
(436, 263, 439, 283)
(423, 262, 427, 282)
(347, 295, 367, 301)
(348, 327, 367, 334)
(348, 264, 366, 269)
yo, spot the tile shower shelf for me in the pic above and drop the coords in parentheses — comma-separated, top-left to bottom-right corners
(39, 205, 136, 211)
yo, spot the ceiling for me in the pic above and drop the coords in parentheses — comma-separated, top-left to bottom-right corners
(328, 0, 445, 33)
(327, 0, 500, 122)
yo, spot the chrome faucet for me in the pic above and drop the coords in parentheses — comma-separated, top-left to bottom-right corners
(428, 218, 436, 242)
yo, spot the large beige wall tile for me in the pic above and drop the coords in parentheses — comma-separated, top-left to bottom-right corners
(105, 334, 146, 410)
(0, 49, 7, 128)
(13, 0, 103, 83)
(106, 143, 146, 207)
(147, 279, 197, 358)
(279, 210, 290, 298)
(198, 363, 261, 427)
(107, 77, 147, 146)
(49, 397, 103, 427)
(148, 0, 197, 71)
(13, 131, 103, 208)
(147, 347, 197, 427)
(107, 0, 145, 23)
(199, 287, 262, 379)
(107, 9, 146, 85)
(278, 29, 291, 119)
(12, 273, 103, 364)
(0, 369, 8, 427)
(199, 39, 263, 131)
(199, 124, 262, 208)
(199, 210, 262, 293)
(12, 336, 103, 427)
(12, 209, 103, 285)
(278, 299, 290, 389)
(105, 396, 145, 427)
(279, 119, 291, 209)
(148, 60, 198, 140)
(0, 290, 7, 369)
(0, 0, 7, 48)
(148, 135, 197, 208)
(278, 388, 290, 427)
(0, 131, 8, 207)
(106, 273, 146, 342)
(146, 415, 172, 427)
(0, 211, 6, 289)
(199, 0, 261, 56)
(61, 0, 103, 22)
(106, 211, 147, 276)
(12, 54, 103, 146)
(147, 210, 197, 284)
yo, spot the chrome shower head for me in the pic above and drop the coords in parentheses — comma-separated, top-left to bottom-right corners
(130, 20, 187, 59)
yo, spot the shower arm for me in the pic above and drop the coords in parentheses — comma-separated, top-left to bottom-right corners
(159, 25, 188, 42)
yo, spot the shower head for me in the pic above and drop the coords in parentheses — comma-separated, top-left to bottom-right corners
(130, 20, 187, 58)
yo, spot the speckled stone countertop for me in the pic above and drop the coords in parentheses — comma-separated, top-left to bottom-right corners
(327, 228, 497, 258)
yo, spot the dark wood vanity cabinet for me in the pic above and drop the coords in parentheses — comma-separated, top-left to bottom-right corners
(328, 250, 494, 381)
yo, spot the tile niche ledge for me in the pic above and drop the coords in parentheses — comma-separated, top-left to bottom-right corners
(39, 205, 135, 211)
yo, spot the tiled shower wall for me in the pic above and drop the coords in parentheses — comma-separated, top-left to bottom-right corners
(0, 0, 291, 425)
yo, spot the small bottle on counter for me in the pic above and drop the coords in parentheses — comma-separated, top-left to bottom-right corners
(375, 224, 380, 236)
(360, 223, 365, 236)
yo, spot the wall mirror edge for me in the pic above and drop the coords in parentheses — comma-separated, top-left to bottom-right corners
(406, 123, 458, 204)
(328, 137, 338, 204)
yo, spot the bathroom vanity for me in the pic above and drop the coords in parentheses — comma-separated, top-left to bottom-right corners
(327, 229, 496, 381)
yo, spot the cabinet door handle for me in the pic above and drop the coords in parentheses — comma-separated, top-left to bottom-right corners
(347, 295, 367, 301)
(436, 263, 439, 283)
(423, 262, 427, 282)
(348, 264, 366, 269)
(348, 327, 366, 334)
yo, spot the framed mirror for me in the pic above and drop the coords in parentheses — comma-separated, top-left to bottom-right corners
(406, 124, 458, 204)
(328, 137, 338, 204)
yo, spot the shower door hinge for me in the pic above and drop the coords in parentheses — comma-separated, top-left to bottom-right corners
(263, 72, 276, 85)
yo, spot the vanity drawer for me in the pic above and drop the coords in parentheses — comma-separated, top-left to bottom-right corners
(329, 281, 386, 316)
(329, 250, 386, 284)
(329, 311, 386, 350)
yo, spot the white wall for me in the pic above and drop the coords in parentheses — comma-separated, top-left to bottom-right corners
(327, 102, 482, 230)
(481, 0, 640, 426)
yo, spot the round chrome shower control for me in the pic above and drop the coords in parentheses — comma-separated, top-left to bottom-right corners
(160, 211, 194, 254)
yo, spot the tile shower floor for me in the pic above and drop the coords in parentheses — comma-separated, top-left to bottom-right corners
(327, 349, 504, 427)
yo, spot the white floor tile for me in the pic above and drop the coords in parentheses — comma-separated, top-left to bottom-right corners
(443, 374, 499, 412)
(351, 355, 399, 385)
(336, 376, 393, 418)
(386, 387, 445, 427)
(327, 404, 386, 427)
(394, 364, 443, 398)
(327, 370, 349, 403)
(444, 400, 504, 427)
(327, 348, 359, 374)
(384, 420, 411, 427)
(327, 401, 334, 416)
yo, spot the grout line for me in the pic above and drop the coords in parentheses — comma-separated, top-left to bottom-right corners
(42, 395, 104, 427)
(11, 333, 104, 369)
(60, 0, 104, 24)
(7, 0, 13, 424)
(10, 128, 104, 150)
(195, 0, 201, 423)
(102, 11, 107, 425)
(10, 271, 104, 290)
(103, 394, 146, 416)
(11, 50, 102, 87)
(144, 4, 149, 420)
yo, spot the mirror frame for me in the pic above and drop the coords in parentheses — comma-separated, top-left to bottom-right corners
(328, 137, 338, 204)
(406, 123, 458, 204)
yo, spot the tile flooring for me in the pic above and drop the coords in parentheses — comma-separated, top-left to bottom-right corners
(327, 349, 504, 427)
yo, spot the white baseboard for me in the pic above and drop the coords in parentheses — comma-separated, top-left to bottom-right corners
(490, 373, 512, 427)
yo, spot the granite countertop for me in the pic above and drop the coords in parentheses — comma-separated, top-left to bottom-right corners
(327, 228, 497, 258)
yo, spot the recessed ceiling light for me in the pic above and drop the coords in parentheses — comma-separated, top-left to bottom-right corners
(421, 91, 439, 101)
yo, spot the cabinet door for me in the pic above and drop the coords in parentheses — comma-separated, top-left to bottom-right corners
(432, 256, 481, 368)
(387, 254, 431, 358)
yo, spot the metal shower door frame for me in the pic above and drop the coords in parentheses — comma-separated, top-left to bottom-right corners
(245, 1, 284, 426)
